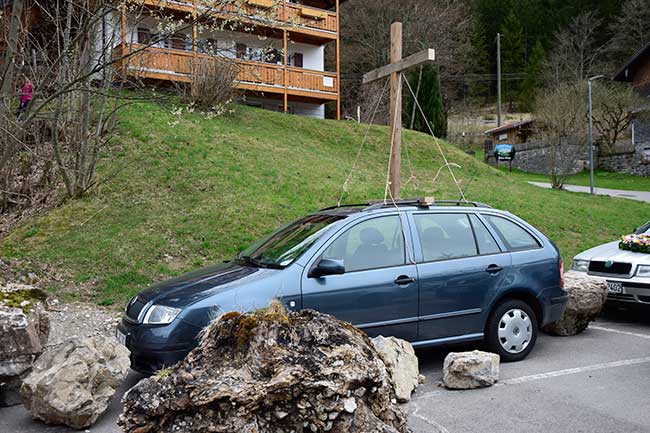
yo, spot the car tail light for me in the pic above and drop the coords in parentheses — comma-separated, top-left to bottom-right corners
(559, 258, 565, 289)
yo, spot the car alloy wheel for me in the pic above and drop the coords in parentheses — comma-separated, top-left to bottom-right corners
(497, 308, 532, 354)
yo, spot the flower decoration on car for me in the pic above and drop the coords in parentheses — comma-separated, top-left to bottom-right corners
(619, 233, 650, 254)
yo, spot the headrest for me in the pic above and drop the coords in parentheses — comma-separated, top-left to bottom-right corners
(422, 227, 445, 244)
(359, 227, 384, 245)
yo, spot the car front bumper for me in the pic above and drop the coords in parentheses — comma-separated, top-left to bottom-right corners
(116, 317, 200, 375)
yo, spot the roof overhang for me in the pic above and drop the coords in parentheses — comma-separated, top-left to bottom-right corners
(484, 120, 534, 135)
(613, 42, 650, 82)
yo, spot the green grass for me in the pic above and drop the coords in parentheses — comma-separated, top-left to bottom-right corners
(2, 98, 649, 306)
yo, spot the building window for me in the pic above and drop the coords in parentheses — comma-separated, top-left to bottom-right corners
(137, 27, 151, 45)
(292, 52, 303, 68)
(236, 43, 248, 60)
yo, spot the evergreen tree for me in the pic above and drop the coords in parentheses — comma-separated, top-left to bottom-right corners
(405, 65, 447, 138)
(500, 11, 526, 110)
(519, 39, 545, 111)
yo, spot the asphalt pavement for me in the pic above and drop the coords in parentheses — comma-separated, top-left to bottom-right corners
(528, 182, 650, 203)
(2, 307, 649, 433)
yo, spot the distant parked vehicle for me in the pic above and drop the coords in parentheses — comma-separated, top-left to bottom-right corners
(117, 199, 567, 374)
(569, 221, 650, 307)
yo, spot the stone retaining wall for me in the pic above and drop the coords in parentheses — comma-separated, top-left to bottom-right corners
(486, 140, 590, 175)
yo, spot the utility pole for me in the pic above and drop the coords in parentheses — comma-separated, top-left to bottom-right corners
(496, 33, 502, 127)
(588, 75, 605, 195)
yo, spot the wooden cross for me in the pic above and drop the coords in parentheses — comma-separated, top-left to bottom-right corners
(363, 22, 436, 200)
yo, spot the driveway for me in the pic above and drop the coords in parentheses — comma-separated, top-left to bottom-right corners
(2, 308, 650, 433)
(528, 182, 650, 203)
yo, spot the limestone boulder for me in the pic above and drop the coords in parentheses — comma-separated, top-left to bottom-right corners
(371, 335, 422, 402)
(119, 301, 409, 433)
(543, 274, 608, 336)
(442, 350, 500, 390)
(21, 336, 130, 429)
(0, 285, 50, 406)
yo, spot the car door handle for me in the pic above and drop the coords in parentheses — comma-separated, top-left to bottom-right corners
(486, 264, 503, 274)
(394, 275, 416, 285)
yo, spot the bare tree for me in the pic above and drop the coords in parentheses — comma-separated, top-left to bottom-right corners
(544, 12, 606, 86)
(592, 81, 645, 154)
(339, 0, 474, 122)
(607, 0, 650, 67)
(534, 83, 588, 189)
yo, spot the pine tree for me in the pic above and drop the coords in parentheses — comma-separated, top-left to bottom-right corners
(519, 40, 545, 111)
(405, 65, 447, 138)
(500, 11, 526, 111)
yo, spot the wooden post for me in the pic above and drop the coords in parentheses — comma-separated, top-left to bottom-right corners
(120, 2, 127, 78)
(335, 0, 341, 120)
(389, 22, 402, 200)
(362, 24, 435, 201)
(282, 1, 288, 113)
(192, 0, 198, 58)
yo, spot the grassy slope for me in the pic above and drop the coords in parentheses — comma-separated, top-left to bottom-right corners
(2, 100, 649, 306)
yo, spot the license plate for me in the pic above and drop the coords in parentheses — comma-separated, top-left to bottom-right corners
(608, 281, 623, 294)
(115, 328, 127, 346)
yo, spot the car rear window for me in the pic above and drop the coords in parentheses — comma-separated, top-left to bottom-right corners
(483, 215, 540, 251)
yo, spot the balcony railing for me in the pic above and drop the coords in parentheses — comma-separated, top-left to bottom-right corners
(116, 44, 338, 98)
(133, 0, 338, 36)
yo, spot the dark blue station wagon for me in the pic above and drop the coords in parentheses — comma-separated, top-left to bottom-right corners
(117, 200, 568, 373)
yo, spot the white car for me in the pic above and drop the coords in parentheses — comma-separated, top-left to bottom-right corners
(570, 221, 650, 306)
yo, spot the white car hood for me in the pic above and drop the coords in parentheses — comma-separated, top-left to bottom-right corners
(575, 240, 650, 265)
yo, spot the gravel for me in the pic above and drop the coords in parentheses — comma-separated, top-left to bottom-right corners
(46, 299, 122, 347)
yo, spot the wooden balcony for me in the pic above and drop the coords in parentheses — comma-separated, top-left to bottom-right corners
(116, 44, 338, 101)
(132, 0, 338, 40)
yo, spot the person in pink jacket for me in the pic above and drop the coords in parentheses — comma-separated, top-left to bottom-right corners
(16, 76, 33, 120)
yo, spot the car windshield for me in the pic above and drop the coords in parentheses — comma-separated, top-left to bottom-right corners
(634, 221, 650, 234)
(239, 214, 345, 268)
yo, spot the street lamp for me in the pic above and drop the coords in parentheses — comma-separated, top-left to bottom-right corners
(588, 75, 605, 195)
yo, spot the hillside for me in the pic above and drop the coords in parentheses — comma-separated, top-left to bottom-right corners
(2, 100, 648, 306)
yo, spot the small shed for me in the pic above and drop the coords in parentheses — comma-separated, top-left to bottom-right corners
(484, 120, 535, 145)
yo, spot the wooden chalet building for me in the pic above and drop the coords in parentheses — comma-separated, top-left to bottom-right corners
(115, 0, 345, 119)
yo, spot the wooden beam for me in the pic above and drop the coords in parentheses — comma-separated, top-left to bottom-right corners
(335, 0, 340, 120)
(389, 22, 402, 200)
(362, 48, 435, 84)
(282, 1, 288, 113)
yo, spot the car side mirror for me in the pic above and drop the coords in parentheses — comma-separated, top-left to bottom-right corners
(309, 259, 345, 278)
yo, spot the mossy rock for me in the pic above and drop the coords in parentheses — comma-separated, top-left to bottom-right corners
(0, 286, 48, 313)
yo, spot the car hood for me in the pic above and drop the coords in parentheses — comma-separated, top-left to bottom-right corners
(575, 240, 650, 264)
(135, 261, 280, 308)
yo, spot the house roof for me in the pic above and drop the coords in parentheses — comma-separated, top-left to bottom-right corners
(613, 41, 650, 82)
(484, 119, 534, 135)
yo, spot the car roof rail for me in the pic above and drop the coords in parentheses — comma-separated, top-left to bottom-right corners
(320, 198, 492, 213)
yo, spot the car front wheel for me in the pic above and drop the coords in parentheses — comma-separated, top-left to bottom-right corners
(485, 299, 538, 362)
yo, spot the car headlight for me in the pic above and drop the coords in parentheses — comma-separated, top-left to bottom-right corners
(143, 305, 181, 325)
(570, 259, 589, 272)
(636, 265, 650, 277)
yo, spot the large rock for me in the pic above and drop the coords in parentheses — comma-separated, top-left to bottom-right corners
(119, 301, 408, 433)
(21, 336, 130, 429)
(0, 285, 50, 406)
(371, 335, 421, 402)
(442, 350, 500, 390)
(543, 274, 608, 336)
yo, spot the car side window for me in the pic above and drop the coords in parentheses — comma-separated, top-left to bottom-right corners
(484, 215, 540, 251)
(414, 213, 477, 262)
(321, 216, 406, 272)
(469, 214, 501, 255)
